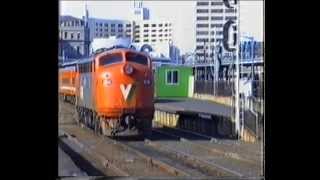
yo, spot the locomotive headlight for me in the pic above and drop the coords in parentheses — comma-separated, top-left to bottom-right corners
(124, 64, 133, 75)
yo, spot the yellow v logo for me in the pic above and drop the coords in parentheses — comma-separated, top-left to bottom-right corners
(120, 84, 132, 101)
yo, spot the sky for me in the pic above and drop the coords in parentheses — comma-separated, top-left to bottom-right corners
(60, 0, 263, 54)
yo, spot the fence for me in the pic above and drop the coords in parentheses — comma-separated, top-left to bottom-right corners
(194, 80, 264, 99)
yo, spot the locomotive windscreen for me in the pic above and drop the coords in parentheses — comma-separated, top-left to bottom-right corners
(99, 53, 123, 66)
(125, 52, 148, 65)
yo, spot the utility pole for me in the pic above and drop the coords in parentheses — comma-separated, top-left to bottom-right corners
(234, 2, 240, 139)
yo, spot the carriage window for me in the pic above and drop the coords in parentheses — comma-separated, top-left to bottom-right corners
(99, 53, 123, 66)
(125, 52, 148, 65)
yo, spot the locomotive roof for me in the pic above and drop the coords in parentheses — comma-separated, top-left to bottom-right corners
(60, 47, 148, 67)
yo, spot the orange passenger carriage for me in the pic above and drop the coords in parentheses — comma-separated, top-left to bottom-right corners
(73, 47, 155, 137)
(58, 62, 77, 104)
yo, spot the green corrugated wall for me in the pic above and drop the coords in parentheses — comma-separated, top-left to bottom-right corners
(155, 66, 193, 98)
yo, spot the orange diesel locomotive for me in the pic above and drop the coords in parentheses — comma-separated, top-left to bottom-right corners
(73, 48, 154, 136)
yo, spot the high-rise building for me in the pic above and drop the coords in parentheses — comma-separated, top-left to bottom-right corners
(132, 20, 172, 45)
(195, 0, 238, 62)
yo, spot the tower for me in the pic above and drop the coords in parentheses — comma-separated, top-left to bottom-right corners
(133, 0, 149, 21)
(83, 1, 89, 27)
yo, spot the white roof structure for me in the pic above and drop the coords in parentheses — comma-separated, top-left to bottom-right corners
(90, 37, 131, 54)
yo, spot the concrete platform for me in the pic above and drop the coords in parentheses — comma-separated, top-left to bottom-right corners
(155, 98, 232, 118)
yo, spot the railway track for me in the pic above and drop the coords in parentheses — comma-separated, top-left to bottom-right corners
(60, 101, 188, 177)
(153, 127, 261, 166)
(148, 128, 262, 178)
(59, 100, 262, 178)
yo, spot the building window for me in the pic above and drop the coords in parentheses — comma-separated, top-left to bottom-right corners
(95, 33, 98, 36)
(165, 23, 168, 27)
(144, 24, 149, 27)
(226, 16, 237, 21)
(144, 34, 148, 37)
(118, 29, 123, 32)
(126, 24, 131, 27)
(197, 24, 209, 28)
(196, 45, 204, 49)
(70, 33, 74, 39)
(166, 70, 179, 85)
(159, 24, 163, 27)
(64, 32, 68, 39)
(77, 46, 80, 54)
(211, 9, 223, 13)
(100, 23, 102, 27)
(211, 24, 223, 28)
(104, 23, 108, 27)
(159, 29, 163, 32)
(197, 16, 209, 21)
(143, 39, 149, 42)
(211, 16, 223, 20)
(77, 32, 80, 39)
(197, 2, 209, 6)
(152, 24, 156, 27)
(151, 34, 156, 37)
(211, 2, 223, 6)
(118, 24, 123, 28)
(152, 39, 156, 42)
(96, 28, 98, 32)
(111, 24, 115, 27)
(100, 28, 103, 32)
(196, 31, 208, 35)
(144, 29, 148, 32)
(197, 9, 209, 13)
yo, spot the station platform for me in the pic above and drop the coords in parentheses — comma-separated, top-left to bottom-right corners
(155, 97, 232, 118)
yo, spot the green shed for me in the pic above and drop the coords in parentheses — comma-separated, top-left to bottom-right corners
(155, 66, 194, 98)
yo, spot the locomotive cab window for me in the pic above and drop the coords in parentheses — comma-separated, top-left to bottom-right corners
(99, 53, 123, 66)
(125, 52, 148, 65)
